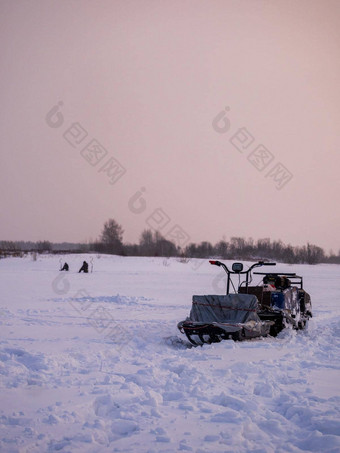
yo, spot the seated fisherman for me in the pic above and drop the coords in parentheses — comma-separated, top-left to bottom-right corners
(79, 261, 89, 273)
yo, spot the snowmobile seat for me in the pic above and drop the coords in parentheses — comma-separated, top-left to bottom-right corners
(238, 287, 272, 308)
(239, 286, 263, 301)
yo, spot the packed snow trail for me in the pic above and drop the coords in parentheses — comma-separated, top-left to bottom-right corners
(0, 255, 339, 452)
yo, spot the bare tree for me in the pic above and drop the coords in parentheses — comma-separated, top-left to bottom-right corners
(139, 229, 177, 257)
(139, 229, 154, 256)
(100, 219, 124, 254)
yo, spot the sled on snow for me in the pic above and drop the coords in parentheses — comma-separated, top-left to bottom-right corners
(178, 260, 312, 345)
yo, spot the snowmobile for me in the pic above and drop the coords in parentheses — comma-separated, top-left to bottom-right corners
(177, 260, 312, 345)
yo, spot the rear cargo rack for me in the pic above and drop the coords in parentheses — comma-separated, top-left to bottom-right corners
(253, 272, 303, 289)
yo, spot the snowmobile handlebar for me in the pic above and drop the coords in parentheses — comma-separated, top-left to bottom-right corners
(209, 260, 276, 295)
(209, 260, 276, 272)
(209, 260, 222, 266)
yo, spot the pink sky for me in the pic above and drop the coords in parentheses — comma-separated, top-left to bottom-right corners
(1, 0, 340, 252)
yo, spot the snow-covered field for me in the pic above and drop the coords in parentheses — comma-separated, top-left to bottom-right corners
(0, 254, 339, 453)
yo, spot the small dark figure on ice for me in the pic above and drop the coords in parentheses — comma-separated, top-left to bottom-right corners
(79, 261, 89, 273)
(60, 262, 69, 271)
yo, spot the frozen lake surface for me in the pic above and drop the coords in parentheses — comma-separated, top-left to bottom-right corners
(0, 254, 339, 452)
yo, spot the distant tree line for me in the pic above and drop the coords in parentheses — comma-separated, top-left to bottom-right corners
(1, 218, 340, 265)
(0, 240, 88, 255)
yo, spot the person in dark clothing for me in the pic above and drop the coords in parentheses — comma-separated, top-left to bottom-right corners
(60, 262, 69, 271)
(79, 261, 89, 273)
